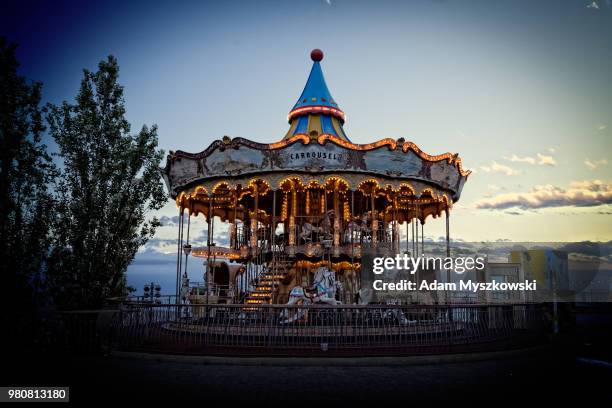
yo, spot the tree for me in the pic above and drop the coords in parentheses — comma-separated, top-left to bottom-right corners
(0, 37, 55, 324)
(46, 56, 166, 309)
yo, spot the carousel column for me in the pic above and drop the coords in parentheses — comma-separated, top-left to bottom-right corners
(420, 219, 425, 255)
(175, 205, 184, 302)
(211, 204, 218, 299)
(211, 211, 217, 300)
(182, 211, 192, 305)
(271, 189, 276, 255)
(446, 208, 451, 257)
(229, 194, 237, 249)
(320, 188, 325, 215)
(392, 196, 399, 254)
(445, 208, 451, 305)
(288, 182, 297, 249)
(390, 196, 395, 252)
(371, 191, 378, 247)
(412, 219, 416, 257)
(205, 197, 213, 305)
(333, 180, 340, 249)
(405, 219, 409, 255)
(411, 201, 416, 257)
(415, 204, 419, 257)
(421, 220, 424, 256)
(416, 214, 422, 303)
(282, 191, 288, 243)
(250, 184, 259, 251)
(351, 190, 358, 297)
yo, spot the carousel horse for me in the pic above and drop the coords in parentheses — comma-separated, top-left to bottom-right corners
(346, 219, 369, 240)
(280, 267, 342, 324)
(300, 217, 333, 243)
(320, 213, 333, 234)
(300, 222, 323, 243)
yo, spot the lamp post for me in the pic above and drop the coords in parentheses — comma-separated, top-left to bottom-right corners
(182, 243, 192, 303)
(143, 282, 162, 303)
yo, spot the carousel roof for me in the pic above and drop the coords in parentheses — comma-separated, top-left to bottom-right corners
(161, 49, 471, 217)
(284, 49, 349, 141)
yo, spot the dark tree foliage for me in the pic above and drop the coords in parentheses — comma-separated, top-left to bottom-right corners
(0, 37, 56, 329)
(46, 56, 166, 309)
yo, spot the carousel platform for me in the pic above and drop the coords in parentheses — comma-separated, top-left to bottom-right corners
(112, 303, 547, 356)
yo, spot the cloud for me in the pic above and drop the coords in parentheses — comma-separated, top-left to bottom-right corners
(505, 154, 535, 164)
(503, 153, 555, 166)
(585, 159, 608, 170)
(159, 215, 180, 226)
(598, 124, 607, 131)
(587, 1, 600, 9)
(536, 153, 556, 166)
(480, 161, 520, 176)
(548, 147, 557, 153)
(504, 211, 522, 216)
(474, 180, 612, 210)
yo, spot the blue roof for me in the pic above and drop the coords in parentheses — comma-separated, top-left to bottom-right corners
(292, 61, 339, 110)
(283, 50, 350, 142)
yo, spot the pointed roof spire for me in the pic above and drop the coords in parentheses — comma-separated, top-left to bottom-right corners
(284, 49, 350, 141)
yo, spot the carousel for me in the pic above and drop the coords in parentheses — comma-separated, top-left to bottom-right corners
(162, 49, 471, 308)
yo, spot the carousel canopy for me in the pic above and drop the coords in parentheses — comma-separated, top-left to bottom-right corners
(161, 49, 471, 221)
(285, 49, 349, 141)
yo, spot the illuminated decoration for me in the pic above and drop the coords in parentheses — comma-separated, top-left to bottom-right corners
(281, 192, 288, 221)
(288, 106, 346, 123)
(317, 134, 396, 151)
(268, 134, 310, 149)
(295, 260, 360, 272)
(162, 49, 470, 306)
(191, 247, 241, 260)
(343, 200, 350, 222)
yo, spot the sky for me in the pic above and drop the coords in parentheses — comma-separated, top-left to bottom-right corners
(3, 0, 612, 286)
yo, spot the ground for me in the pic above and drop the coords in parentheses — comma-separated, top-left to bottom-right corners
(3, 345, 611, 404)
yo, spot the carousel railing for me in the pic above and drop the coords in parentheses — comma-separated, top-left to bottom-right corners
(188, 283, 235, 298)
(110, 303, 548, 356)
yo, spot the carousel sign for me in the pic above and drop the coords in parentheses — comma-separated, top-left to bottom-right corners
(287, 150, 343, 162)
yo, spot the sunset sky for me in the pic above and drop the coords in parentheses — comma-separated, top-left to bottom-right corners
(4, 0, 612, 253)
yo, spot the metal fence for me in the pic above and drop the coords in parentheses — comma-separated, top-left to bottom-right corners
(109, 303, 547, 356)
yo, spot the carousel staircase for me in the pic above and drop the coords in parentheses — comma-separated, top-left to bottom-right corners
(245, 256, 292, 305)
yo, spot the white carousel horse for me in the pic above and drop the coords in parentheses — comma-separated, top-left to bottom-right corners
(300, 222, 323, 242)
(300, 219, 333, 243)
(280, 267, 342, 324)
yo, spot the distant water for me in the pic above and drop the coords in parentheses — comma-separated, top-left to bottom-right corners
(126, 252, 205, 296)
